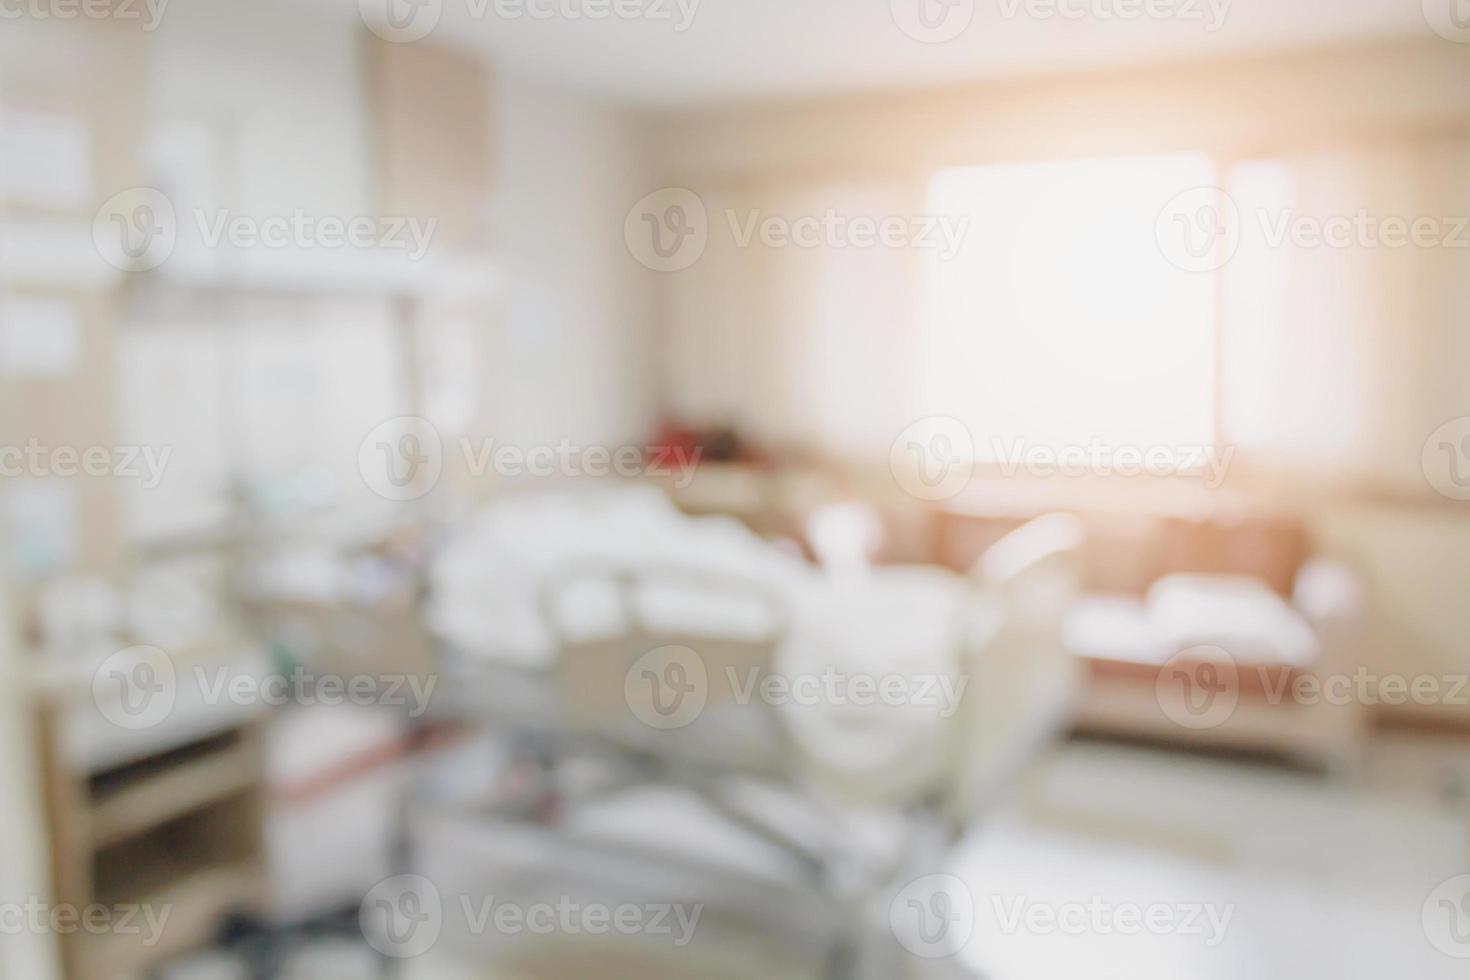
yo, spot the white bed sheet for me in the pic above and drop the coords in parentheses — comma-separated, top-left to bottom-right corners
(427, 485, 1003, 806)
(428, 484, 807, 665)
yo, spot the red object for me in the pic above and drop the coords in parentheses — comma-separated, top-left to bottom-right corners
(646, 420, 706, 469)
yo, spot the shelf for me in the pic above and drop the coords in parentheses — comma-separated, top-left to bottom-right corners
(60, 645, 273, 775)
(144, 243, 501, 300)
(87, 779, 266, 974)
(89, 731, 261, 849)
(85, 860, 263, 977)
(0, 218, 499, 298)
(0, 218, 125, 289)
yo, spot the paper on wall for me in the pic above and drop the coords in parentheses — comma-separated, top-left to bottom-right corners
(0, 109, 94, 211)
(0, 295, 81, 377)
(3, 479, 78, 581)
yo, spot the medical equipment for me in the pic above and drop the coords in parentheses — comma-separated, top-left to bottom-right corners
(404, 487, 1083, 978)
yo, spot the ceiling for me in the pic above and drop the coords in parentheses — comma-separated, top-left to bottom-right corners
(352, 0, 1438, 107)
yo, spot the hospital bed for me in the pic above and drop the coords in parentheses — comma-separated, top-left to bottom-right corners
(398, 486, 1083, 978)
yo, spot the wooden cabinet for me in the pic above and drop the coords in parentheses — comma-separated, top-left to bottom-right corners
(35, 676, 269, 979)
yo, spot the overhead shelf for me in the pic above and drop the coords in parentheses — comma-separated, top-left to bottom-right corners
(0, 218, 125, 289)
(0, 217, 499, 299)
(149, 241, 501, 299)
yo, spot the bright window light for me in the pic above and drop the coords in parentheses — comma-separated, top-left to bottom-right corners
(920, 154, 1218, 462)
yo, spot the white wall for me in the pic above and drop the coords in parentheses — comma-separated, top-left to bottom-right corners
(0, 604, 61, 978)
(650, 37, 1470, 181)
(644, 36, 1470, 716)
(147, 3, 660, 491)
(1315, 506, 1470, 726)
(481, 70, 658, 453)
(149, 0, 375, 218)
(0, 19, 658, 977)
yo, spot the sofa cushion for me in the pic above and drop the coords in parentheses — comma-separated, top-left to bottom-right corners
(1067, 575, 1321, 700)
(1063, 594, 1154, 664)
(1147, 573, 1319, 670)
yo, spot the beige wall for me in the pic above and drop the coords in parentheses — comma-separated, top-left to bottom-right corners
(650, 38, 1470, 181)
(1314, 504, 1470, 725)
(0, 17, 660, 975)
(480, 72, 659, 457)
(644, 37, 1470, 723)
(647, 37, 1470, 443)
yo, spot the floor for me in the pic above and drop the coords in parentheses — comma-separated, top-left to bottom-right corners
(167, 735, 1470, 979)
(952, 737, 1469, 980)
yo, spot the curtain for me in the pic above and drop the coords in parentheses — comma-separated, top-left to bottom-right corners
(661, 178, 925, 459)
(1222, 133, 1470, 498)
(661, 136, 1469, 499)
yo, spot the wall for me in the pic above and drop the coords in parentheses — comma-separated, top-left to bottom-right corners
(644, 37, 1470, 721)
(1314, 506, 1470, 728)
(480, 70, 658, 456)
(644, 38, 1470, 453)
(649, 38, 1470, 180)
(148, 1, 660, 500)
(1, 24, 144, 975)
(0, 12, 659, 976)
(149, 0, 375, 219)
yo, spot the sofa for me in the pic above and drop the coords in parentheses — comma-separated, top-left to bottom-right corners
(936, 496, 1369, 773)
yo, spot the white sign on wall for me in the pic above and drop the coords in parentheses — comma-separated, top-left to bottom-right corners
(0, 109, 94, 211)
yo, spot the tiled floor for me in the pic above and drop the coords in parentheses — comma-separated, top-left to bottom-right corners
(402, 737, 1469, 979)
(177, 736, 1468, 979)
(953, 738, 1470, 980)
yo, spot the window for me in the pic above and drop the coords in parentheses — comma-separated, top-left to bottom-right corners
(919, 154, 1219, 461)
